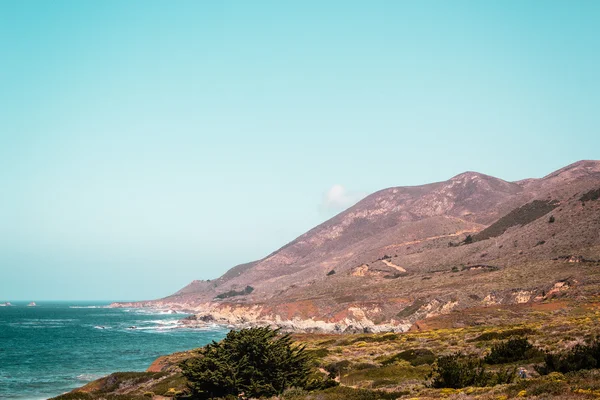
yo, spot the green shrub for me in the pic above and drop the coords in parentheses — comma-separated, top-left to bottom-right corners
(484, 337, 537, 364)
(429, 353, 516, 388)
(380, 348, 435, 366)
(305, 347, 330, 360)
(468, 328, 535, 342)
(282, 387, 309, 399)
(51, 393, 94, 400)
(146, 373, 188, 395)
(295, 386, 407, 400)
(535, 340, 600, 375)
(350, 333, 398, 343)
(325, 360, 352, 377)
(214, 285, 254, 300)
(473, 199, 558, 241)
(371, 378, 396, 388)
(396, 299, 425, 319)
(353, 362, 378, 370)
(429, 353, 488, 388)
(180, 327, 314, 399)
(580, 188, 600, 202)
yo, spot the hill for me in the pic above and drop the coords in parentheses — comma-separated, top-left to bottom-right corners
(113, 160, 600, 333)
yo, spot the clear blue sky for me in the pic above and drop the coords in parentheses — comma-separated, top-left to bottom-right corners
(1, 1, 598, 300)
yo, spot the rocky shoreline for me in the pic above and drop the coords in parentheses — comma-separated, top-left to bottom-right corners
(110, 302, 412, 334)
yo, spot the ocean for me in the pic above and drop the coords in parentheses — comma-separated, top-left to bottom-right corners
(0, 301, 228, 400)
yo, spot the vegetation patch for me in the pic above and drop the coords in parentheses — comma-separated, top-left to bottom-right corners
(145, 373, 188, 396)
(350, 332, 398, 344)
(284, 386, 408, 400)
(379, 348, 436, 366)
(344, 363, 430, 386)
(461, 264, 500, 272)
(484, 337, 540, 364)
(305, 347, 330, 359)
(325, 360, 352, 377)
(383, 272, 404, 279)
(468, 327, 535, 342)
(535, 339, 600, 375)
(473, 199, 559, 242)
(90, 372, 169, 394)
(396, 299, 426, 319)
(429, 353, 516, 388)
(214, 285, 254, 300)
(580, 187, 600, 202)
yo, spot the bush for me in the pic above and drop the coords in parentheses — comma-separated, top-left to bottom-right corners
(429, 353, 516, 388)
(214, 285, 254, 299)
(429, 353, 488, 388)
(548, 215, 555, 223)
(353, 362, 378, 370)
(325, 360, 352, 378)
(284, 386, 407, 400)
(180, 327, 315, 399)
(580, 187, 600, 202)
(396, 299, 425, 318)
(484, 337, 536, 364)
(468, 328, 535, 342)
(381, 348, 435, 366)
(535, 340, 600, 375)
(305, 348, 330, 359)
(351, 333, 398, 343)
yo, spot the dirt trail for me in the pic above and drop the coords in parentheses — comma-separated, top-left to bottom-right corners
(382, 228, 481, 250)
(381, 259, 407, 273)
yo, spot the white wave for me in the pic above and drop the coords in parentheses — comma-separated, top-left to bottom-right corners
(10, 323, 65, 329)
(76, 373, 105, 381)
(134, 325, 180, 331)
(24, 318, 77, 322)
(187, 324, 228, 332)
(122, 308, 183, 315)
(10, 319, 77, 328)
(69, 305, 110, 309)
(147, 319, 180, 325)
(93, 325, 112, 330)
(123, 319, 184, 332)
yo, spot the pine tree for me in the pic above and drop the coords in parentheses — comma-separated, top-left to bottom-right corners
(181, 327, 312, 399)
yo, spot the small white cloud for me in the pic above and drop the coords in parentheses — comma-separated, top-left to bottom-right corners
(321, 184, 364, 212)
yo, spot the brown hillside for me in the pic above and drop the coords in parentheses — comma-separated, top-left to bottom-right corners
(114, 160, 600, 332)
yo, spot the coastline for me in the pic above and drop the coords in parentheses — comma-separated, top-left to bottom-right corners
(110, 301, 412, 334)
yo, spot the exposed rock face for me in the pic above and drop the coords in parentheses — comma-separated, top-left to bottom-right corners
(112, 160, 600, 332)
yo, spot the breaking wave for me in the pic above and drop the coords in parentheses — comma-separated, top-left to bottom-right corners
(69, 305, 111, 309)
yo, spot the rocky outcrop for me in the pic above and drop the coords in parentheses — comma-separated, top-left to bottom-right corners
(113, 279, 573, 334)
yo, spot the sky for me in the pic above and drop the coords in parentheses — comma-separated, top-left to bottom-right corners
(1, 1, 599, 301)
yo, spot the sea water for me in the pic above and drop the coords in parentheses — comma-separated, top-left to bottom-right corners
(0, 301, 227, 400)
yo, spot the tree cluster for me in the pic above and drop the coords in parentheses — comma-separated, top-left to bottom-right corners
(536, 340, 600, 375)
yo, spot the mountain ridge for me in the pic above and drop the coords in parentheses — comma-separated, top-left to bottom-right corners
(113, 160, 600, 333)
